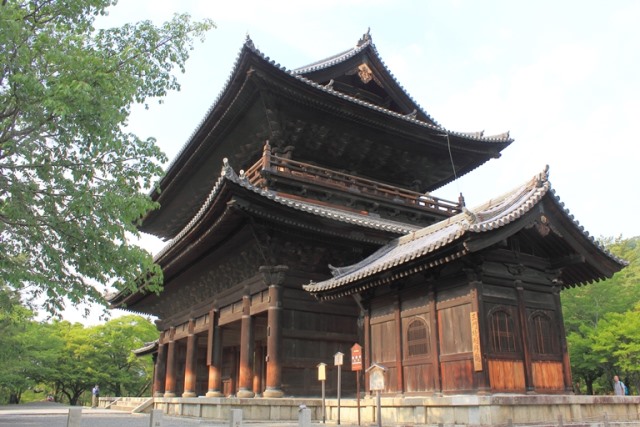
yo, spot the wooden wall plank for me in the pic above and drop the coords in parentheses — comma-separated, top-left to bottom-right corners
(488, 359, 526, 391)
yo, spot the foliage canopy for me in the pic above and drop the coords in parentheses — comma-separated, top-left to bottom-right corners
(562, 236, 640, 394)
(0, 0, 214, 315)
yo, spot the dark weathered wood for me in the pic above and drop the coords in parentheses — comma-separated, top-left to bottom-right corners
(427, 285, 441, 393)
(265, 282, 283, 397)
(164, 328, 177, 397)
(237, 295, 254, 397)
(553, 288, 574, 392)
(183, 320, 198, 397)
(153, 336, 166, 397)
(516, 285, 534, 392)
(206, 310, 223, 396)
(394, 298, 404, 392)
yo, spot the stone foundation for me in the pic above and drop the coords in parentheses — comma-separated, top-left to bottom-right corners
(142, 394, 640, 426)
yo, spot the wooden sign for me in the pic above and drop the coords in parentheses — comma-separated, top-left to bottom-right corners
(317, 363, 327, 381)
(351, 343, 362, 371)
(470, 311, 483, 372)
(366, 363, 387, 391)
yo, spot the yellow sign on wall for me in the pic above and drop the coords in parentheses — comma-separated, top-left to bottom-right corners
(470, 311, 483, 372)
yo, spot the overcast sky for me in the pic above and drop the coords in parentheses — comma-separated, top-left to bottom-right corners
(69, 0, 640, 324)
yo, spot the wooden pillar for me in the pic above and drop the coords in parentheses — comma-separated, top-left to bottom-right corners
(469, 280, 490, 393)
(206, 308, 224, 397)
(237, 293, 255, 398)
(253, 343, 264, 395)
(261, 265, 288, 398)
(394, 297, 404, 393)
(363, 305, 371, 395)
(553, 286, 574, 392)
(516, 282, 535, 393)
(182, 319, 197, 397)
(164, 327, 177, 397)
(153, 333, 167, 397)
(427, 284, 442, 394)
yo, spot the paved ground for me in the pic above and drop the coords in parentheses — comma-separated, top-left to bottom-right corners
(0, 401, 354, 427)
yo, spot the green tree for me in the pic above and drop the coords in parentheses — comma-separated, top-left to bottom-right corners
(562, 237, 640, 334)
(590, 305, 640, 395)
(86, 315, 158, 398)
(48, 321, 94, 405)
(0, 290, 63, 404)
(0, 0, 214, 316)
(0, 287, 34, 403)
(567, 326, 607, 395)
(563, 236, 639, 394)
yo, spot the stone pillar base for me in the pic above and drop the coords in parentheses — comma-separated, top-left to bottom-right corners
(205, 391, 224, 397)
(236, 389, 255, 398)
(182, 391, 197, 398)
(263, 388, 284, 398)
(163, 392, 176, 398)
(153, 392, 164, 398)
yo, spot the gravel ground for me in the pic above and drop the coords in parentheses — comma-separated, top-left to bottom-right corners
(0, 401, 344, 427)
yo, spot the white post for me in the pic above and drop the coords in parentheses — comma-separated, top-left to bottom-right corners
(66, 407, 82, 427)
(229, 408, 243, 427)
(376, 390, 381, 427)
(149, 409, 163, 427)
(334, 352, 344, 426)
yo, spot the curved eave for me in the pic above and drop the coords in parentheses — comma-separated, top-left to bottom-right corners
(305, 167, 626, 300)
(140, 38, 266, 236)
(294, 32, 439, 126)
(133, 340, 158, 356)
(112, 161, 419, 309)
(141, 36, 512, 238)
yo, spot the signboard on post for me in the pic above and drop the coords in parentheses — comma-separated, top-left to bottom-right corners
(366, 363, 386, 427)
(351, 343, 363, 425)
(317, 362, 326, 381)
(351, 343, 362, 371)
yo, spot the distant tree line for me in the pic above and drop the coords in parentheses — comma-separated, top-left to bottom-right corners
(0, 295, 157, 406)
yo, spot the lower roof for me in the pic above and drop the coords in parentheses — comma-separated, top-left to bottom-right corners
(304, 166, 627, 300)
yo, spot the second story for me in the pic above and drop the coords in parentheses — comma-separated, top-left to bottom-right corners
(140, 32, 513, 240)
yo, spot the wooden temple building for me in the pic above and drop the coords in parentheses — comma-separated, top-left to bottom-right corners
(110, 32, 625, 400)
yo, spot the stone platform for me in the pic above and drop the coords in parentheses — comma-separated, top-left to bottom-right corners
(115, 394, 640, 426)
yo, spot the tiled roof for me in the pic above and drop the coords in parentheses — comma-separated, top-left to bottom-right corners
(153, 159, 420, 263)
(303, 166, 626, 298)
(132, 340, 158, 356)
(292, 30, 442, 127)
(157, 34, 511, 193)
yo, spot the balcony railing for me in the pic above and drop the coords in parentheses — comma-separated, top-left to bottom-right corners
(243, 142, 463, 216)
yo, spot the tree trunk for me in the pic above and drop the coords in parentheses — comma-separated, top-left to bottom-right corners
(586, 379, 594, 395)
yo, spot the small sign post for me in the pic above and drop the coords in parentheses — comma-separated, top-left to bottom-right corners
(334, 352, 344, 425)
(366, 363, 387, 427)
(317, 363, 327, 424)
(351, 343, 363, 426)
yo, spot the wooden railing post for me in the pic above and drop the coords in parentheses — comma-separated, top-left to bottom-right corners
(263, 140, 272, 172)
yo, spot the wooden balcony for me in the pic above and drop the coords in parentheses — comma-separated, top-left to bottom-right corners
(243, 142, 463, 217)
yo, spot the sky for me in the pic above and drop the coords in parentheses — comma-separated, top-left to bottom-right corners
(67, 0, 640, 324)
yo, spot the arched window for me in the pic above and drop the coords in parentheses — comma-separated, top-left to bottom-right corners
(489, 308, 517, 353)
(530, 312, 557, 355)
(407, 318, 430, 357)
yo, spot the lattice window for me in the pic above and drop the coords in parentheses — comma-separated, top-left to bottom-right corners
(407, 318, 430, 357)
(530, 312, 556, 355)
(489, 308, 517, 353)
